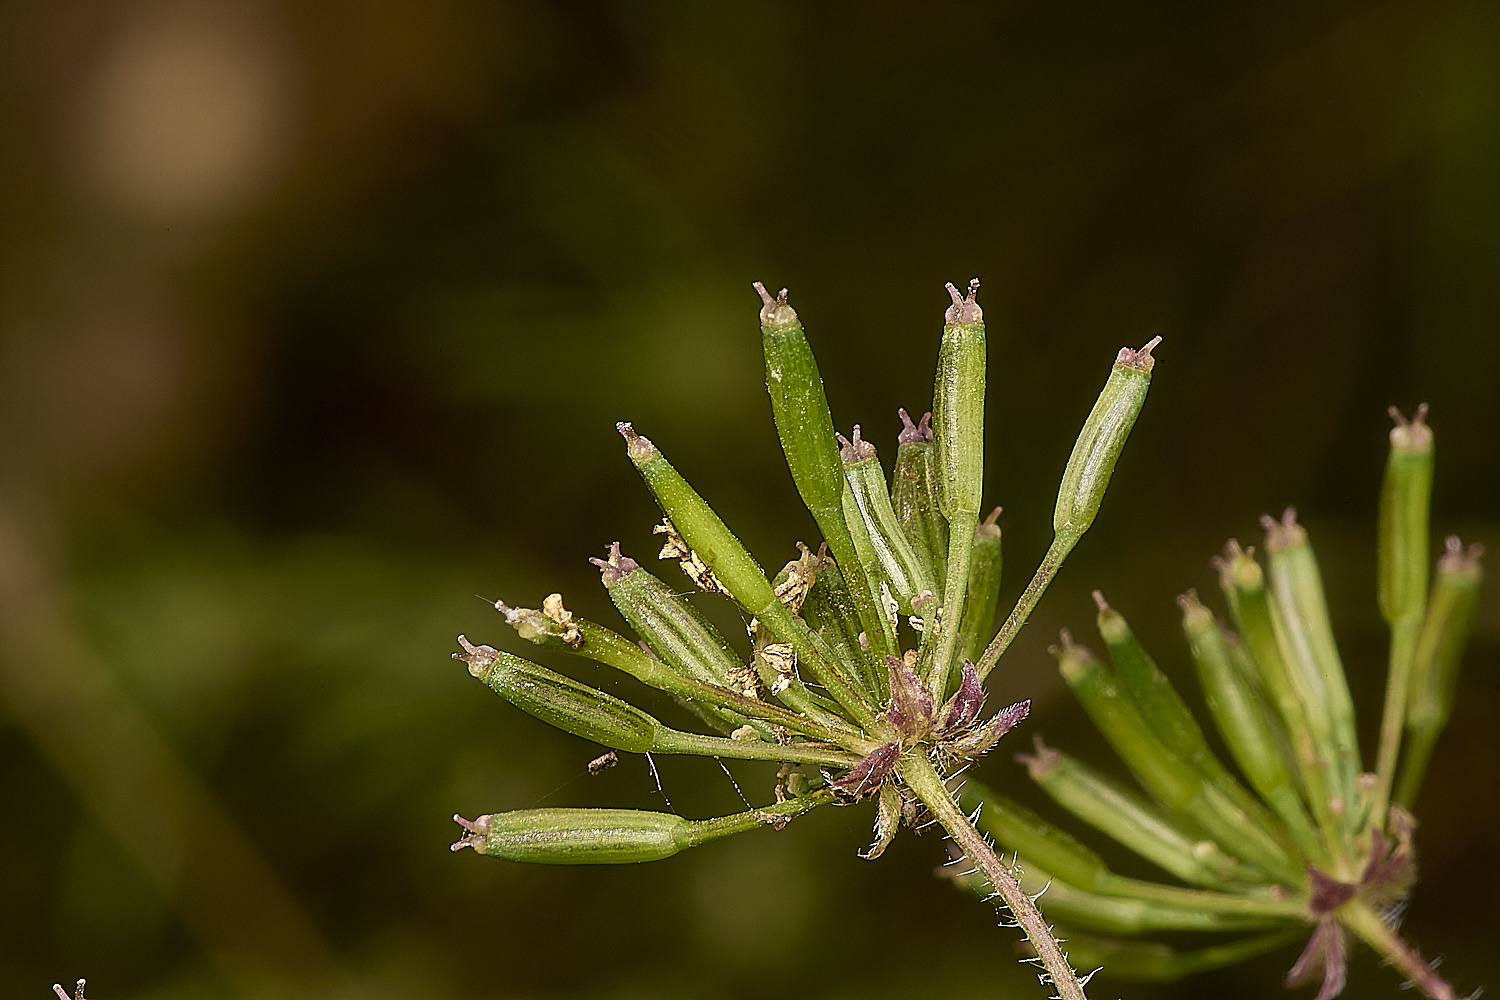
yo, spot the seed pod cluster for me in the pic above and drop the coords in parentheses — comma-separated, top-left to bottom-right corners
(959, 409, 1480, 998)
(451, 277, 1170, 1000)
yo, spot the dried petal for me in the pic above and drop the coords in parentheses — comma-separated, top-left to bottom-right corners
(950, 699, 1031, 758)
(887, 655, 934, 741)
(1286, 920, 1349, 1000)
(859, 783, 903, 859)
(937, 660, 985, 736)
(832, 742, 899, 801)
(1307, 866, 1358, 916)
(1360, 829, 1416, 904)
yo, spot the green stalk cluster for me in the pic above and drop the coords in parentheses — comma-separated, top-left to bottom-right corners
(960, 408, 1480, 999)
(449, 277, 1163, 1000)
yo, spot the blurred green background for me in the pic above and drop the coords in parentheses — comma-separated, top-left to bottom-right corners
(1, 2, 1497, 998)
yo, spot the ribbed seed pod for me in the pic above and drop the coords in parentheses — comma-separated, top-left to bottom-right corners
(1018, 736, 1257, 886)
(1262, 510, 1361, 828)
(593, 547, 740, 686)
(1373, 406, 1435, 817)
(890, 409, 948, 584)
(930, 279, 986, 697)
(1053, 635, 1300, 882)
(1053, 338, 1159, 543)
(453, 790, 832, 864)
(964, 778, 1110, 890)
(839, 425, 937, 614)
(797, 554, 883, 701)
(964, 780, 1307, 920)
(1220, 545, 1343, 844)
(1004, 864, 1285, 935)
(454, 638, 860, 768)
(957, 508, 1003, 665)
(455, 639, 659, 752)
(976, 338, 1161, 684)
(495, 601, 854, 746)
(591, 543, 758, 734)
(1178, 593, 1323, 860)
(1379, 406, 1436, 627)
(1396, 537, 1483, 807)
(1094, 594, 1293, 857)
(754, 283, 891, 660)
(1059, 929, 1304, 983)
(618, 421, 876, 729)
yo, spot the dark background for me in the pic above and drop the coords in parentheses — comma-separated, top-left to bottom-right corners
(1, 2, 1497, 998)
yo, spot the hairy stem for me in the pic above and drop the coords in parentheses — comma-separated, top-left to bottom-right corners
(1339, 900, 1462, 1000)
(899, 753, 1091, 1000)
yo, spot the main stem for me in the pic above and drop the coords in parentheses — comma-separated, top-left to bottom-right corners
(898, 753, 1091, 1000)
(1339, 900, 1462, 1000)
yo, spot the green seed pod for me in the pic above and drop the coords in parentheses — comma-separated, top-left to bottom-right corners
(618, 422, 776, 613)
(453, 790, 834, 864)
(932, 280, 986, 524)
(754, 283, 891, 660)
(1005, 864, 1286, 935)
(974, 337, 1162, 686)
(1094, 593, 1293, 857)
(1052, 634, 1300, 882)
(1373, 406, 1436, 818)
(1018, 736, 1256, 886)
(591, 544, 740, 688)
(1220, 543, 1343, 843)
(1262, 510, 1361, 822)
(455, 637, 861, 768)
(617, 421, 876, 728)
(1053, 632, 1198, 806)
(957, 508, 1003, 665)
(839, 425, 937, 613)
(1178, 593, 1324, 861)
(1396, 537, 1483, 807)
(1053, 337, 1159, 542)
(592, 546, 769, 736)
(929, 280, 986, 698)
(1379, 405, 1435, 628)
(495, 599, 855, 746)
(963, 778, 1110, 891)
(456, 808, 690, 864)
(1095, 592, 1228, 778)
(891, 409, 948, 584)
(1058, 929, 1305, 983)
(455, 638, 659, 752)
(963, 778, 1309, 920)
(797, 551, 883, 701)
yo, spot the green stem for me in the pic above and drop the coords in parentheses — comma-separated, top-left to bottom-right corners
(929, 508, 978, 700)
(653, 729, 864, 768)
(898, 753, 1091, 1000)
(978, 532, 1078, 682)
(571, 620, 864, 747)
(1339, 899, 1460, 1000)
(1092, 873, 1306, 918)
(1372, 617, 1420, 825)
(685, 789, 837, 845)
